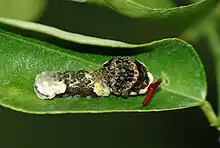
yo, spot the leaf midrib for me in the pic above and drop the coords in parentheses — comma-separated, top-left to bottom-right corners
(162, 87, 204, 103)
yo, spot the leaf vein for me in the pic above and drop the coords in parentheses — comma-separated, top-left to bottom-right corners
(162, 87, 204, 103)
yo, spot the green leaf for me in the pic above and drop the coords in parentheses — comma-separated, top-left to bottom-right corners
(85, 0, 214, 18)
(71, 0, 174, 8)
(0, 17, 138, 47)
(4, 0, 216, 43)
(68, 0, 216, 42)
(125, 0, 174, 8)
(0, 0, 48, 21)
(0, 25, 207, 114)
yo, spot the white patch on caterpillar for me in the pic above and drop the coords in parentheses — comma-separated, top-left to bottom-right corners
(130, 92, 138, 95)
(102, 84, 111, 96)
(129, 72, 154, 95)
(138, 72, 154, 94)
(34, 71, 66, 99)
(147, 72, 154, 85)
(93, 81, 111, 97)
(85, 73, 93, 79)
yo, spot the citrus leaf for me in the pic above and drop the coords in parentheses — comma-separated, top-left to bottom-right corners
(85, 0, 214, 18)
(69, 0, 216, 43)
(0, 17, 136, 48)
(0, 26, 207, 114)
(121, 0, 174, 8)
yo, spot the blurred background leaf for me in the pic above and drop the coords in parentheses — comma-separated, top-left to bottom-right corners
(69, 0, 174, 8)
(181, 3, 220, 117)
(46, 0, 216, 43)
(122, 0, 174, 8)
(0, 0, 48, 21)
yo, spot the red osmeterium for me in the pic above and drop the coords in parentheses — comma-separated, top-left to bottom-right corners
(142, 79, 162, 107)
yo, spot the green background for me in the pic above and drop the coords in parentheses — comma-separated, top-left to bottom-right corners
(0, 0, 219, 148)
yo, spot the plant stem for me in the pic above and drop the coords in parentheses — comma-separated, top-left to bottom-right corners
(217, 61, 220, 116)
(205, 24, 220, 117)
(200, 101, 220, 130)
(181, 4, 220, 130)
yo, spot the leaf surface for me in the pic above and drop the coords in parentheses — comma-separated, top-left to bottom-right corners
(0, 27, 207, 114)
(85, 0, 214, 18)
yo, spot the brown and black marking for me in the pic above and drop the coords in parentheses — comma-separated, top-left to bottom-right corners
(34, 56, 160, 107)
(102, 56, 150, 97)
(60, 70, 97, 97)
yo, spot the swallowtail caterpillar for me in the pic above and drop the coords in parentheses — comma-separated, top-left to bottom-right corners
(34, 57, 162, 106)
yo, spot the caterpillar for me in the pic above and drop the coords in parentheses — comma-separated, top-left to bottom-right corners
(34, 57, 162, 106)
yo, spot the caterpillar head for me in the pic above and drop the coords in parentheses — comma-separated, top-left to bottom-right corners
(102, 57, 154, 97)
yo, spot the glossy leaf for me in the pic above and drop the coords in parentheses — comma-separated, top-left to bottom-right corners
(67, 0, 216, 43)
(0, 26, 207, 114)
(78, 0, 175, 8)
(85, 0, 214, 18)
(130, 0, 173, 8)
(0, 17, 138, 47)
